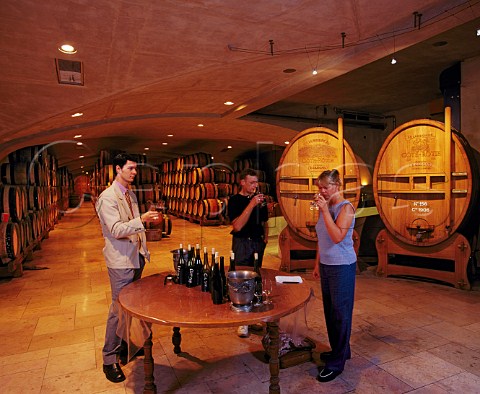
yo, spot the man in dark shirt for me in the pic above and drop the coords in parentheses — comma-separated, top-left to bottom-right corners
(228, 168, 269, 336)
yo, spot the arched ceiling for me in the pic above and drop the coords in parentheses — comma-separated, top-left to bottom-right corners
(1, 0, 479, 175)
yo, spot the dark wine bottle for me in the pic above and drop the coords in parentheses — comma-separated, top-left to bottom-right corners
(253, 252, 262, 304)
(211, 262, 224, 304)
(177, 244, 186, 285)
(186, 244, 195, 288)
(219, 256, 228, 301)
(194, 243, 203, 287)
(228, 251, 236, 272)
(201, 246, 210, 292)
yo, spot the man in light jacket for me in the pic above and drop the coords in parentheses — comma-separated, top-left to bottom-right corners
(96, 153, 159, 383)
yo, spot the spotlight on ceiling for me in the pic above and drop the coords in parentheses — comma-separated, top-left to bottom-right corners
(391, 57, 397, 65)
(59, 44, 77, 54)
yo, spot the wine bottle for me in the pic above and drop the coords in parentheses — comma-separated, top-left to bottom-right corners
(211, 261, 224, 304)
(219, 256, 228, 301)
(194, 244, 203, 287)
(186, 244, 195, 288)
(253, 252, 263, 304)
(228, 251, 236, 272)
(177, 244, 186, 285)
(201, 246, 210, 292)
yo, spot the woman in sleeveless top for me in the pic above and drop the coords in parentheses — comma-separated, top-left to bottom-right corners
(313, 169, 356, 383)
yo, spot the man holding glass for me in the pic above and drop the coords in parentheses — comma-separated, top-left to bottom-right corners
(228, 168, 269, 337)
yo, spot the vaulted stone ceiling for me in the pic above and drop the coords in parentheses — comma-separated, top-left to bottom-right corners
(1, 0, 479, 174)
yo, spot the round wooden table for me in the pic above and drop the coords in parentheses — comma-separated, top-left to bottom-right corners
(118, 268, 313, 393)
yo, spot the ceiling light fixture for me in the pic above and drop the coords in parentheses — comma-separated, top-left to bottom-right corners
(58, 44, 77, 54)
(284, 141, 290, 144)
(162, 142, 168, 145)
(74, 134, 82, 138)
(144, 147, 149, 150)
(79, 155, 84, 158)
(312, 68, 318, 75)
(167, 134, 173, 137)
(71, 112, 83, 117)
(477, 28, 480, 36)
(227, 145, 232, 149)
(391, 30, 397, 65)
(76, 142, 83, 146)
(224, 101, 234, 106)
(197, 123, 204, 127)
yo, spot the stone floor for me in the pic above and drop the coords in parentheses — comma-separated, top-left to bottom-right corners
(1, 203, 480, 393)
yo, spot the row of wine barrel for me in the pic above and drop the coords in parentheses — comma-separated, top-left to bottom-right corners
(1, 185, 67, 222)
(1, 162, 54, 186)
(93, 164, 159, 188)
(160, 152, 213, 173)
(158, 167, 267, 186)
(163, 182, 270, 200)
(0, 206, 57, 261)
(168, 197, 227, 220)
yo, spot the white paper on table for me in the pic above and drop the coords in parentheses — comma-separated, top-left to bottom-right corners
(275, 275, 303, 284)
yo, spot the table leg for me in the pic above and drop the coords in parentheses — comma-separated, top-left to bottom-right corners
(143, 333, 156, 394)
(172, 326, 182, 354)
(266, 321, 280, 394)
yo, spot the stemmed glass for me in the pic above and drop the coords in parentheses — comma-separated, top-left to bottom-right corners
(309, 192, 321, 210)
(255, 186, 268, 207)
(262, 278, 273, 304)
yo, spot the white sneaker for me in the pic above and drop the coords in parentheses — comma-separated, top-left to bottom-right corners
(237, 325, 249, 337)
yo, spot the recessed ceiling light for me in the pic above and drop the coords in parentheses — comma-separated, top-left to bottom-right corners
(312, 69, 318, 75)
(144, 147, 150, 150)
(167, 134, 173, 137)
(476, 28, 480, 36)
(197, 124, 204, 127)
(59, 44, 77, 54)
(211, 156, 214, 160)
(81, 166, 84, 169)
(85, 171, 89, 175)
(227, 145, 232, 149)
(284, 141, 290, 144)
(71, 112, 83, 117)
(74, 134, 82, 138)
(224, 101, 234, 106)
(162, 142, 168, 145)
(79, 155, 84, 158)
(235, 104, 247, 111)
(76, 142, 83, 146)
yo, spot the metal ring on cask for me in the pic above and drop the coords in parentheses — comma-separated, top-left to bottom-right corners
(276, 124, 361, 242)
(0, 222, 20, 260)
(373, 117, 480, 246)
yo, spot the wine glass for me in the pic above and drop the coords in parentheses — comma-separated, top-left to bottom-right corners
(255, 186, 268, 207)
(309, 193, 320, 210)
(262, 278, 273, 304)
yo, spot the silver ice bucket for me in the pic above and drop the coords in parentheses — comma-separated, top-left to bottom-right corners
(227, 270, 258, 311)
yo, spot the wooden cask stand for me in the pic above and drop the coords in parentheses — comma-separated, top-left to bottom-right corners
(375, 228, 471, 289)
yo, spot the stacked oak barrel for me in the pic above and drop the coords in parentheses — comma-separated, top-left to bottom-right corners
(160, 152, 231, 224)
(0, 145, 71, 276)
